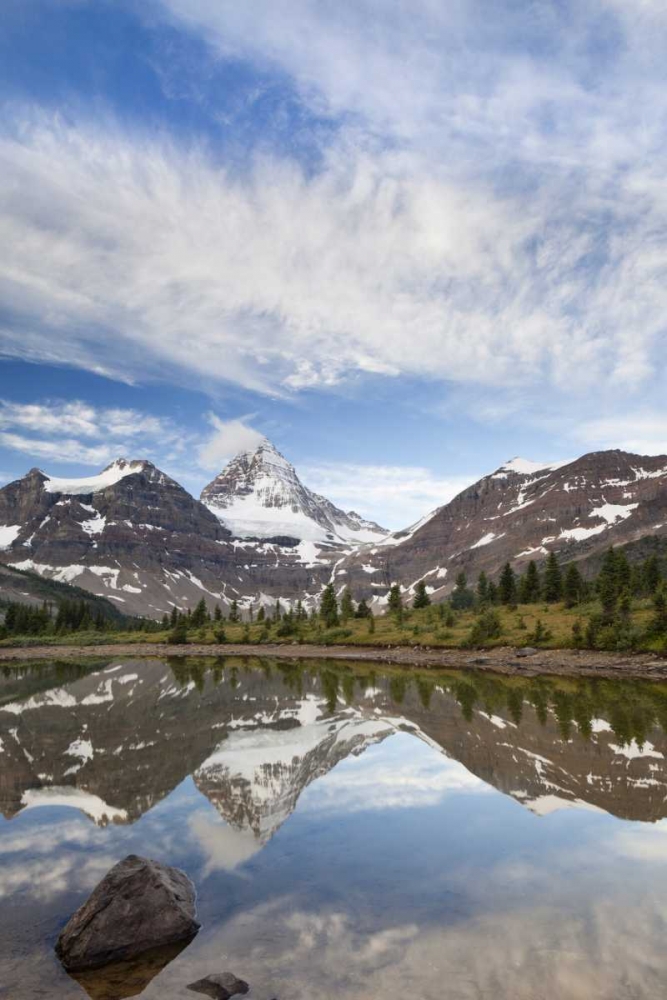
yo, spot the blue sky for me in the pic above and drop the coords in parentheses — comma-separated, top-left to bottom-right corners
(1, 0, 667, 527)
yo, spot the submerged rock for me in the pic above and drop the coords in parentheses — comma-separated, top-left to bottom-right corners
(187, 972, 250, 999)
(55, 855, 200, 972)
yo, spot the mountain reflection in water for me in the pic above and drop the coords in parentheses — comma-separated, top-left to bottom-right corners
(2, 656, 667, 999)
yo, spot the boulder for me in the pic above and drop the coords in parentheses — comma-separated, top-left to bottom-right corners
(55, 855, 200, 972)
(516, 647, 538, 657)
(187, 972, 250, 999)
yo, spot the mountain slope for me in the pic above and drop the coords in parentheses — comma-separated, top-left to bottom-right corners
(201, 439, 386, 543)
(336, 450, 667, 605)
(0, 459, 242, 617)
(0, 453, 379, 617)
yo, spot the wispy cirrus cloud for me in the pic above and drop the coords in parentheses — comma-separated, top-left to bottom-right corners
(0, 398, 184, 470)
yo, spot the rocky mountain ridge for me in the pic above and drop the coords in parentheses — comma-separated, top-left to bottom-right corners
(337, 449, 667, 607)
(0, 446, 666, 617)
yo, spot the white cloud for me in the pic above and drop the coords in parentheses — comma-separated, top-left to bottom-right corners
(1, 99, 666, 410)
(197, 415, 266, 471)
(301, 733, 489, 815)
(0, 399, 172, 440)
(0, 398, 184, 470)
(302, 461, 476, 528)
(0, 431, 115, 466)
(575, 413, 667, 457)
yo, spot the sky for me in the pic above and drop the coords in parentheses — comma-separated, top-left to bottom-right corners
(1, 0, 667, 528)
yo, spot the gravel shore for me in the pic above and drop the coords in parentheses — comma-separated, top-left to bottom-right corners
(2, 641, 667, 680)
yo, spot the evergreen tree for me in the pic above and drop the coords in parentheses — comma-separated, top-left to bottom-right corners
(476, 571, 489, 605)
(563, 563, 584, 608)
(598, 556, 619, 625)
(518, 561, 540, 604)
(498, 563, 517, 607)
(319, 584, 339, 627)
(651, 584, 667, 635)
(170, 606, 179, 627)
(340, 588, 355, 621)
(450, 571, 475, 610)
(295, 599, 307, 621)
(616, 550, 632, 593)
(167, 617, 189, 644)
(228, 599, 240, 623)
(257, 605, 265, 622)
(413, 580, 431, 609)
(387, 584, 402, 615)
(543, 552, 562, 603)
(486, 581, 499, 605)
(355, 598, 371, 619)
(643, 555, 662, 595)
(498, 563, 517, 606)
(213, 604, 222, 622)
(191, 598, 208, 628)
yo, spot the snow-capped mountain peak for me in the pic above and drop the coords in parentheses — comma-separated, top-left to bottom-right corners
(201, 439, 387, 544)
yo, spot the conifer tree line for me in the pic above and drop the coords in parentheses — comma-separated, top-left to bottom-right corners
(161, 547, 667, 652)
(0, 597, 154, 639)
(165, 585, 373, 644)
(2, 545, 665, 652)
(446, 550, 664, 612)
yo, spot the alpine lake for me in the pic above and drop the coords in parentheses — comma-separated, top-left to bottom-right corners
(3, 655, 667, 999)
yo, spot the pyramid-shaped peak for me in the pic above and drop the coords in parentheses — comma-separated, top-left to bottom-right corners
(201, 439, 387, 543)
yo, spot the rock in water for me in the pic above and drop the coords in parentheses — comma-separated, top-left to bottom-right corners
(55, 855, 200, 972)
(187, 972, 250, 999)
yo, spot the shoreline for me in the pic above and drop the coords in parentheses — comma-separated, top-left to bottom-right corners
(1, 641, 667, 680)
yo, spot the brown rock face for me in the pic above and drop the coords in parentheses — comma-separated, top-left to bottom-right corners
(337, 449, 667, 604)
(0, 459, 336, 617)
(55, 854, 200, 971)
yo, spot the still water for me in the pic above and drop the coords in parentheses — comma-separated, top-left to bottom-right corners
(2, 656, 667, 999)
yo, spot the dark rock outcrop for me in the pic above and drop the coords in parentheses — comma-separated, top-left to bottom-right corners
(187, 972, 250, 999)
(55, 854, 200, 971)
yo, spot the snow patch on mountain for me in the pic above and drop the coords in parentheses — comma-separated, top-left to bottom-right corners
(0, 525, 21, 550)
(42, 459, 146, 495)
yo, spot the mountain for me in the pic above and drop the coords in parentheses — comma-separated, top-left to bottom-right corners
(1, 446, 666, 617)
(0, 450, 382, 618)
(336, 450, 667, 606)
(2, 658, 666, 832)
(201, 439, 386, 544)
(0, 458, 244, 617)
